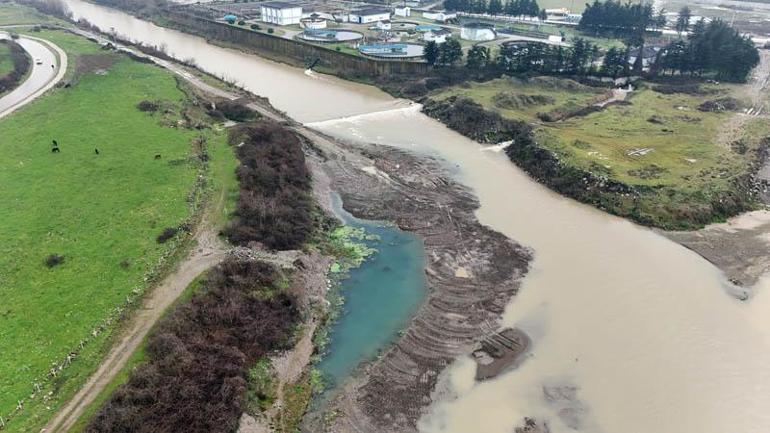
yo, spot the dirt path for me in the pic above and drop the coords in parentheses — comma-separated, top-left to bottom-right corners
(41, 26, 300, 433)
(43, 225, 227, 432)
(716, 50, 770, 148)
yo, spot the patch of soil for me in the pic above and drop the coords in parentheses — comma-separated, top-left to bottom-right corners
(74, 53, 118, 77)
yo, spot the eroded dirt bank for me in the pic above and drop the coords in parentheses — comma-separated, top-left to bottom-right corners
(295, 126, 532, 432)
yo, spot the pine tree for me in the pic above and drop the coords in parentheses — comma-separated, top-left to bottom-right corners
(466, 45, 490, 69)
(488, 0, 503, 15)
(675, 6, 691, 35)
(424, 41, 439, 65)
(439, 38, 463, 65)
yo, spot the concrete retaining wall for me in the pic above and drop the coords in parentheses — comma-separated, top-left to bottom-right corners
(166, 10, 429, 77)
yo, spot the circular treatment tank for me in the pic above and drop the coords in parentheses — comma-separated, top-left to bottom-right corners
(391, 21, 418, 31)
(415, 24, 442, 32)
(460, 22, 496, 41)
(297, 29, 363, 43)
(358, 43, 424, 58)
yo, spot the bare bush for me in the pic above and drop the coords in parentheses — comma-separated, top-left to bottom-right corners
(224, 121, 314, 250)
(86, 258, 299, 433)
(156, 227, 178, 244)
(44, 254, 65, 268)
(136, 100, 159, 112)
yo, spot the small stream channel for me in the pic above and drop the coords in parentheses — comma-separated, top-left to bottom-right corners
(317, 194, 427, 388)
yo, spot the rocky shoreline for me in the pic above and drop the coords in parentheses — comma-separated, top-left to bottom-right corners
(293, 126, 532, 432)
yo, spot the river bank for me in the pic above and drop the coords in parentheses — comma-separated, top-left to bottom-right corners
(300, 126, 532, 432)
(14, 21, 533, 433)
(37, 2, 770, 433)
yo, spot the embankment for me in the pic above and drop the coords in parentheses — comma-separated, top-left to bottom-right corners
(0, 38, 31, 93)
(159, 9, 427, 78)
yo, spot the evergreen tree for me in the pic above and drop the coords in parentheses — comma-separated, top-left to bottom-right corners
(675, 6, 691, 35)
(488, 0, 503, 15)
(653, 9, 666, 30)
(601, 46, 624, 78)
(527, 0, 540, 16)
(466, 45, 491, 69)
(439, 38, 463, 65)
(424, 41, 439, 65)
(505, 0, 519, 15)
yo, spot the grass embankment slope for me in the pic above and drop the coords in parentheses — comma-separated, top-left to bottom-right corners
(0, 29, 235, 432)
(0, 42, 14, 76)
(432, 77, 770, 228)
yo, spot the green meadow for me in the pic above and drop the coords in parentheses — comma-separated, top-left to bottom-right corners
(0, 29, 235, 432)
(0, 42, 14, 76)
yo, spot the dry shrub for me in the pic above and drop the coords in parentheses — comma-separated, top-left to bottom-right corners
(156, 227, 178, 244)
(224, 120, 313, 250)
(137, 100, 159, 112)
(44, 254, 65, 268)
(86, 258, 299, 433)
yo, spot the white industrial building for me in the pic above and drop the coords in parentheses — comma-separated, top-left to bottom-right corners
(349, 8, 391, 24)
(460, 23, 496, 41)
(260, 1, 302, 25)
(423, 28, 451, 43)
(394, 6, 411, 17)
(375, 19, 392, 30)
(422, 11, 457, 22)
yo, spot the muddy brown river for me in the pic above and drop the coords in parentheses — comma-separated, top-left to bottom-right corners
(61, 1, 770, 431)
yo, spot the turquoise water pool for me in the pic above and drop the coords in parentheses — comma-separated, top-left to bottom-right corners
(316, 194, 427, 387)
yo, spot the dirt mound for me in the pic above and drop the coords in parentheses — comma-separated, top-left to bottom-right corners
(698, 97, 743, 112)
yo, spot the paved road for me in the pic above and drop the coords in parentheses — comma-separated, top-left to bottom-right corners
(0, 32, 66, 119)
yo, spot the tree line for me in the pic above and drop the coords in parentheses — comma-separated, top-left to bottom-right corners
(443, 0, 544, 18)
(656, 18, 759, 81)
(426, 4, 758, 83)
(427, 37, 631, 79)
(578, 0, 664, 44)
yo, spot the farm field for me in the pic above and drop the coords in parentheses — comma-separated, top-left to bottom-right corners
(431, 76, 770, 227)
(0, 28, 235, 432)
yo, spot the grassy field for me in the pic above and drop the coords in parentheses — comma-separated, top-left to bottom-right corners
(0, 29, 236, 432)
(435, 76, 605, 122)
(431, 76, 770, 227)
(0, 42, 13, 76)
(0, 2, 63, 26)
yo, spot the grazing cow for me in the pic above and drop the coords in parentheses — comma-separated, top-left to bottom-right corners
(94, 148, 99, 155)
(154, 154, 162, 160)
(52, 140, 58, 146)
(51, 147, 60, 153)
